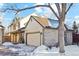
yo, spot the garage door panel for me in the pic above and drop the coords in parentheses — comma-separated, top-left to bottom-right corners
(27, 33, 40, 46)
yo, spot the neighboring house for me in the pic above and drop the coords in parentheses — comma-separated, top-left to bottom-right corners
(8, 17, 21, 43)
(24, 15, 73, 46)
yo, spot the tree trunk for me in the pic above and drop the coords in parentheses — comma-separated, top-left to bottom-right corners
(58, 20, 65, 53)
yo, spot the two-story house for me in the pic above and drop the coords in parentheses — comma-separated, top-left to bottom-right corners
(8, 17, 21, 43)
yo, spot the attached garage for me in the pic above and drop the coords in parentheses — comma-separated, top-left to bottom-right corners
(24, 15, 73, 47)
(27, 32, 41, 46)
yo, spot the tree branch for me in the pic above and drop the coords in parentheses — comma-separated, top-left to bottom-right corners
(65, 3, 73, 15)
(6, 5, 49, 14)
(55, 3, 61, 16)
(48, 3, 60, 20)
(18, 5, 49, 12)
(0, 3, 72, 21)
(0, 5, 49, 14)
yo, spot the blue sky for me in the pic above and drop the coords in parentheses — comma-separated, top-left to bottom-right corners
(2, 3, 35, 27)
(0, 3, 79, 28)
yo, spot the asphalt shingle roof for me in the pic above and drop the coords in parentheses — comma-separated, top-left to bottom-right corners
(32, 16, 73, 30)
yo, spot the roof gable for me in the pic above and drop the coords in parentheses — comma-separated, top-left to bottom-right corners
(25, 15, 73, 30)
(25, 16, 44, 28)
(32, 16, 49, 27)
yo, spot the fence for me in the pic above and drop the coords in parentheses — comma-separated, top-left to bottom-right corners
(73, 33, 79, 43)
(3, 36, 11, 42)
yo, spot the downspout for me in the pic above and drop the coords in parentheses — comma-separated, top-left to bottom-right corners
(42, 28, 45, 45)
(24, 31, 27, 45)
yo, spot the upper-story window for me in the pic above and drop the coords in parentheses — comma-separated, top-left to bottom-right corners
(9, 17, 20, 31)
(13, 24, 16, 30)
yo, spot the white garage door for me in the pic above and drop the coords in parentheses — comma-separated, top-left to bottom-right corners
(27, 33, 41, 46)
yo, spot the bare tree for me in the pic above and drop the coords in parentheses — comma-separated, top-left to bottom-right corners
(50, 3, 73, 53)
(0, 3, 73, 53)
(73, 21, 78, 33)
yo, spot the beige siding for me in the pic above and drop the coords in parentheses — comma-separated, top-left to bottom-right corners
(66, 31, 72, 45)
(44, 28, 58, 46)
(25, 18, 43, 32)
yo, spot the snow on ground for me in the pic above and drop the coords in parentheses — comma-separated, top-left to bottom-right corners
(15, 44, 36, 56)
(31, 45, 49, 56)
(31, 45, 79, 56)
(64, 45, 79, 56)
(33, 45, 49, 53)
(2, 42, 14, 48)
(50, 47, 59, 52)
(2, 42, 36, 56)
(1, 42, 79, 56)
(31, 45, 60, 56)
